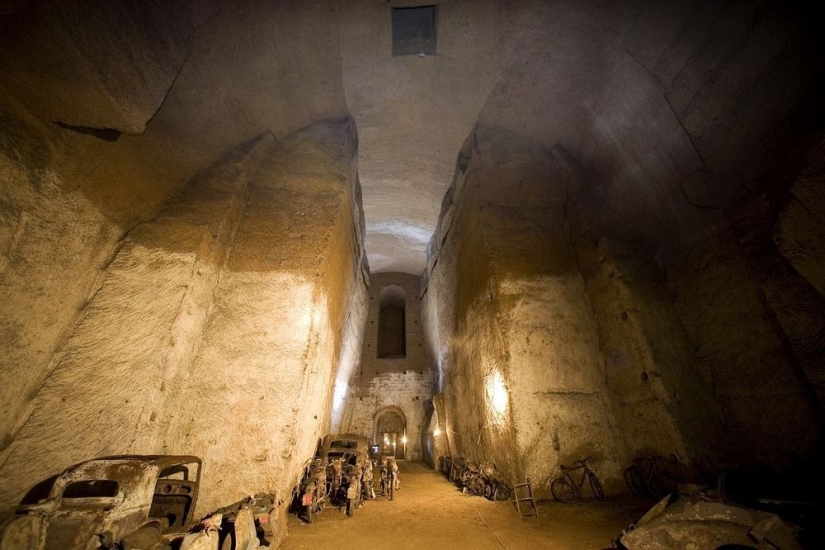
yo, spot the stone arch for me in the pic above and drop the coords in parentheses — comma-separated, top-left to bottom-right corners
(374, 405, 407, 459)
(377, 284, 406, 358)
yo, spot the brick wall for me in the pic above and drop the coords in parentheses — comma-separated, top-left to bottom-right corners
(340, 273, 433, 460)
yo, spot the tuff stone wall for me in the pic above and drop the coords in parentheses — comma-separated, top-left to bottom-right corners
(339, 272, 432, 461)
(0, 120, 368, 521)
(418, 0, 825, 494)
(0, 0, 351, 465)
(1, 0, 824, 519)
(422, 122, 824, 497)
(422, 128, 629, 496)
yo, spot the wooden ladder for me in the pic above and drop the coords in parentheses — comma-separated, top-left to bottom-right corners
(513, 477, 538, 518)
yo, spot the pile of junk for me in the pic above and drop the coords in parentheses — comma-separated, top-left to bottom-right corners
(614, 475, 819, 550)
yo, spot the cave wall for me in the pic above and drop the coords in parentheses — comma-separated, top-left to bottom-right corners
(566, 230, 724, 470)
(422, 128, 630, 496)
(1, 0, 824, 518)
(418, 0, 825, 483)
(0, 119, 368, 521)
(340, 272, 432, 461)
(665, 228, 821, 469)
(0, 0, 350, 468)
(422, 120, 824, 497)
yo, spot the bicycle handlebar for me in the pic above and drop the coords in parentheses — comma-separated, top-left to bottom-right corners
(560, 457, 592, 471)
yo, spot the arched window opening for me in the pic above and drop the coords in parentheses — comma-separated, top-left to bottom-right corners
(378, 284, 406, 358)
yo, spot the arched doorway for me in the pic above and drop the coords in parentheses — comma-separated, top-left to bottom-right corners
(374, 406, 407, 459)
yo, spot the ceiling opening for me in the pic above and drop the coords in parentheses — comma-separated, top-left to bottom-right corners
(391, 5, 438, 57)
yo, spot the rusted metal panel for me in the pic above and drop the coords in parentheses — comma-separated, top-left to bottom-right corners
(620, 495, 802, 550)
(1, 455, 202, 550)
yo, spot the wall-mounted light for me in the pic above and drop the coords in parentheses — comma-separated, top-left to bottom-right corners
(433, 427, 441, 436)
(485, 369, 509, 425)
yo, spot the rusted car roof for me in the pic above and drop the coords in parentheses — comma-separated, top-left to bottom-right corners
(319, 434, 370, 462)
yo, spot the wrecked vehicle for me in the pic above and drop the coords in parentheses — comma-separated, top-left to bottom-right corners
(319, 434, 372, 517)
(211, 493, 279, 549)
(0, 455, 201, 550)
(295, 434, 373, 522)
(319, 433, 371, 465)
(296, 458, 329, 523)
(617, 492, 802, 550)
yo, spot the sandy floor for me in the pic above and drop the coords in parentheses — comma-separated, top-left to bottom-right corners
(279, 461, 650, 549)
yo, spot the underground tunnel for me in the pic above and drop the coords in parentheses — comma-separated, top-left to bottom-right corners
(1, 0, 824, 548)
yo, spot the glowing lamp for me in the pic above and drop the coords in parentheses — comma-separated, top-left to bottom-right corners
(486, 369, 509, 425)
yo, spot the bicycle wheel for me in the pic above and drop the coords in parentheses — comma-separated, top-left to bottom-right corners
(624, 465, 647, 497)
(655, 470, 681, 498)
(493, 483, 511, 501)
(470, 477, 486, 496)
(304, 503, 313, 524)
(588, 472, 605, 500)
(551, 477, 577, 503)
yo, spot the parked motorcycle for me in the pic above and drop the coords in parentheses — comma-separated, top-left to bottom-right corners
(327, 457, 363, 517)
(361, 459, 376, 500)
(379, 457, 399, 500)
(296, 458, 328, 523)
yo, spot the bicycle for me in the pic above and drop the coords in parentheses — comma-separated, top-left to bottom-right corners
(550, 458, 605, 503)
(623, 455, 681, 499)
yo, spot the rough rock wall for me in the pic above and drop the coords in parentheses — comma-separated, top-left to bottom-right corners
(777, 140, 825, 300)
(665, 229, 821, 469)
(161, 119, 367, 514)
(342, 371, 431, 461)
(0, 132, 268, 508)
(0, 120, 368, 518)
(421, 120, 823, 495)
(566, 230, 723, 469)
(459, 0, 825, 476)
(0, 0, 216, 133)
(422, 128, 629, 496)
(340, 273, 432, 461)
(0, 0, 350, 465)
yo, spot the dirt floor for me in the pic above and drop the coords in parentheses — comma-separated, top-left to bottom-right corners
(280, 461, 651, 549)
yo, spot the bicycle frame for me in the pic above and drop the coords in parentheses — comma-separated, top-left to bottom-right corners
(551, 458, 604, 503)
(562, 462, 590, 496)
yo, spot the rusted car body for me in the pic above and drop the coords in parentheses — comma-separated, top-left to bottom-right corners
(296, 434, 373, 522)
(319, 434, 371, 464)
(319, 434, 371, 517)
(0, 455, 201, 550)
(618, 494, 802, 549)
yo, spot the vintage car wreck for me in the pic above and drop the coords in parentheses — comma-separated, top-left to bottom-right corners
(618, 492, 802, 550)
(297, 433, 374, 522)
(0, 455, 201, 550)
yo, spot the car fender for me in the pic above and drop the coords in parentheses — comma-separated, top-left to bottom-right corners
(0, 514, 47, 550)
